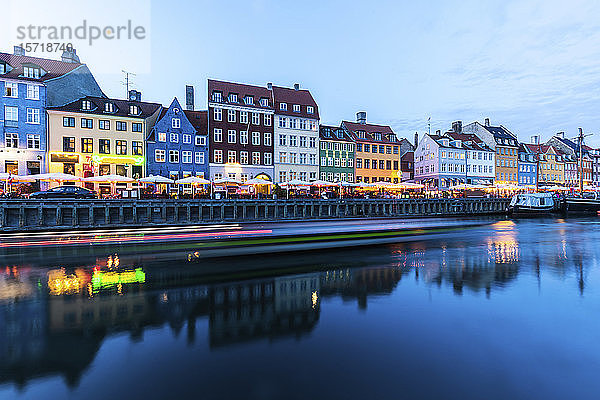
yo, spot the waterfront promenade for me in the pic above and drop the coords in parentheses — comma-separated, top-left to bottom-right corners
(0, 197, 509, 232)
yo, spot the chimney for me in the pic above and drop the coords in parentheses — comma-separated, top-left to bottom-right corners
(128, 90, 141, 102)
(185, 85, 194, 111)
(356, 111, 367, 124)
(556, 131, 565, 139)
(531, 135, 540, 145)
(414, 132, 419, 147)
(436, 129, 441, 135)
(484, 117, 490, 126)
(61, 47, 80, 63)
(293, 83, 300, 91)
(451, 120, 462, 133)
(13, 45, 25, 56)
(267, 82, 273, 90)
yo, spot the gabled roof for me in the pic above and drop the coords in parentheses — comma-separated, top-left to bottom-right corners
(0, 52, 83, 82)
(444, 132, 493, 152)
(523, 143, 553, 154)
(319, 124, 353, 142)
(271, 85, 319, 119)
(342, 121, 399, 144)
(184, 110, 208, 134)
(208, 79, 272, 110)
(48, 96, 162, 119)
(478, 124, 519, 146)
(429, 134, 466, 149)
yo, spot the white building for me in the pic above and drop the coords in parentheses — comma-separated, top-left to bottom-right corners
(271, 84, 319, 183)
(444, 128, 495, 185)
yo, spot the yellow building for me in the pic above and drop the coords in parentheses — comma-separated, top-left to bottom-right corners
(47, 95, 161, 193)
(342, 115, 402, 183)
(524, 144, 564, 184)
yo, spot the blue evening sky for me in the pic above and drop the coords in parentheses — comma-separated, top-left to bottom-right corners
(11, 0, 600, 146)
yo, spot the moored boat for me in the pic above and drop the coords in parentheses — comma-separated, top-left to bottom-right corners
(507, 193, 558, 216)
(562, 192, 600, 214)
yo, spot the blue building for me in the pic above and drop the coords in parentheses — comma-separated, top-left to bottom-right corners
(0, 46, 103, 176)
(146, 97, 209, 181)
(518, 144, 537, 186)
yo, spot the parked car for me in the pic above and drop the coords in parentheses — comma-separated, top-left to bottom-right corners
(29, 186, 96, 199)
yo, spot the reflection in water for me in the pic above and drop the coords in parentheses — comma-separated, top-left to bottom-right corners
(0, 219, 599, 398)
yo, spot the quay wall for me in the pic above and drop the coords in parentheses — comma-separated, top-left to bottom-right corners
(0, 198, 510, 232)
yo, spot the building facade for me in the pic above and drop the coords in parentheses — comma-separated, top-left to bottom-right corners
(517, 145, 537, 187)
(146, 97, 208, 180)
(0, 46, 103, 176)
(444, 127, 494, 185)
(343, 113, 402, 183)
(462, 119, 519, 185)
(318, 125, 355, 182)
(414, 134, 467, 189)
(272, 84, 319, 183)
(207, 79, 274, 182)
(523, 143, 564, 185)
(47, 94, 161, 192)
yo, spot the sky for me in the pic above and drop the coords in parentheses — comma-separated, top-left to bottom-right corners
(5, 0, 600, 146)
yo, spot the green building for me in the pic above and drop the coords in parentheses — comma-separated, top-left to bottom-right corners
(319, 125, 355, 182)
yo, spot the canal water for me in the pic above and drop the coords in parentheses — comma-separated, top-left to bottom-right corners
(0, 218, 599, 400)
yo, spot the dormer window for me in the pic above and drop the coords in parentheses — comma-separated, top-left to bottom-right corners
(307, 106, 314, 114)
(357, 131, 366, 139)
(0, 63, 5, 74)
(105, 102, 114, 113)
(23, 66, 41, 78)
(228, 93, 238, 103)
(244, 95, 254, 105)
(129, 105, 139, 115)
(260, 98, 269, 107)
(82, 100, 92, 110)
(373, 133, 382, 141)
(172, 118, 181, 128)
(293, 104, 300, 113)
(212, 91, 222, 102)
(280, 103, 287, 111)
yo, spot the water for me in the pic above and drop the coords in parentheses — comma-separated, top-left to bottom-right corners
(1, 218, 599, 400)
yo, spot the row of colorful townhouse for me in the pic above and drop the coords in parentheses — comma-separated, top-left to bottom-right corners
(414, 119, 599, 189)
(1, 45, 598, 191)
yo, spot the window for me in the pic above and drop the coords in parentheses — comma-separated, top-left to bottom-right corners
(280, 171, 287, 182)
(23, 66, 40, 78)
(132, 141, 143, 155)
(26, 134, 40, 149)
(105, 102, 114, 113)
(264, 132, 272, 146)
(63, 117, 75, 127)
(299, 136, 307, 147)
(81, 138, 93, 153)
(252, 113, 260, 125)
(172, 118, 180, 128)
(260, 98, 269, 107)
(26, 85, 39, 100)
(116, 121, 127, 131)
(0, 63, 4, 74)
(158, 132, 167, 142)
(240, 111, 248, 124)
(244, 96, 254, 105)
(228, 150, 236, 163)
(252, 131, 260, 145)
(169, 150, 179, 163)
(116, 140, 127, 155)
(228, 130, 237, 143)
(195, 152, 204, 164)
(5, 133, 18, 148)
(278, 117, 286, 128)
(228, 110, 236, 122)
(321, 157, 326, 166)
(252, 152, 260, 165)
(212, 91, 222, 102)
(182, 151, 192, 164)
(212, 108, 223, 122)
(348, 158, 353, 167)
(279, 134, 287, 146)
(4, 106, 17, 122)
(264, 114, 272, 126)
(155, 149, 166, 162)
(99, 139, 110, 154)
(81, 100, 92, 110)
(240, 131, 249, 145)
(280, 103, 287, 111)
(170, 133, 179, 143)
(4, 82, 17, 97)
(132, 123, 142, 132)
(280, 152, 288, 163)
(99, 120, 110, 130)
(195, 136, 206, 146)
(293, 104, 300, 112)
(63, 137, 75, 152)
(307, 106, 314, 114)
(228, 93, 238, 103)
(213, 128, 223, 142)
(309, 154, 316, 165)
(214, 150, 223, 163)
(300, 153, 307, 164)
(289, 135, 297, 146)
(309, 137, 316, 148)
(26, 108, 40, 124)
(364, 144, 370, 152)
(240, 151, 249, 164)
(127, 105, 138, 115)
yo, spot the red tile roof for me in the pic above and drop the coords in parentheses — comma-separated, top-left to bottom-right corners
(208, 79, 272, 110)
(271, 85, 319, 119)
(0, 52, 83, 82)
(342, 121, 399, 144)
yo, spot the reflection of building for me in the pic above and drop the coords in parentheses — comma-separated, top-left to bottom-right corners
(46, 92, 161, 192)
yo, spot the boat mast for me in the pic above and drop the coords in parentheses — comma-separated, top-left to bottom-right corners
(578, 128, 584, 194)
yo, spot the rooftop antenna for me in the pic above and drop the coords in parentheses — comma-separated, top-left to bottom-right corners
(122, 70, 136, 98)
(427, 117, 431, 135)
